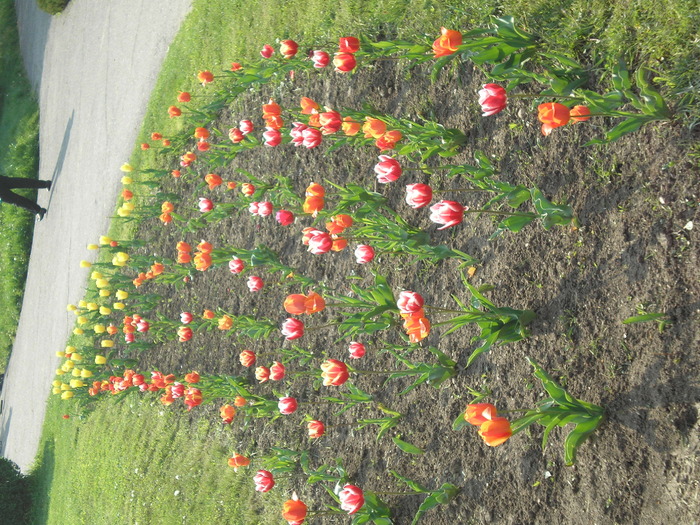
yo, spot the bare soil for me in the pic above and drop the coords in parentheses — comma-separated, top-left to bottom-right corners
(127, 58, 699, 524)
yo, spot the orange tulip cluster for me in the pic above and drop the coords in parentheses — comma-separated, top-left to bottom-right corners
(193, 240, 213, 272)
(262, 99, 284, 130)
(538, 102, 591, 136)
(132, 262, 165, 288)
(159, 201, 174, 224)
(397, 291, 430, 343)
(302, 182, 324, 216)
(362, 117, 403, 151)
(464, 403, 513, 447)
(283, 292, 326, 315)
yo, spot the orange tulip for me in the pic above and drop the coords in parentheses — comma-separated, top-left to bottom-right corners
(262, 99, 281, 118)
(321, 359, 349, 386)
(538, 102, 571, 136)
(234, 395, 247, 407)
(304, 292, 325, 314)
(282, 498, 308, 524)
(362, 118, 387, 139)
(194, 252, 212, 271)
(177, 252, 191, 264)
(205, 173, 222, 189)
(300, 96, 320, 115)
(478, 416, 512, 446)
(331, 237, 348, 251)
(194, 127, 210, 140)
(218, 315, 233, 330)
(284, 294, 307, 315)
(177, 91, 191, 102)
(570, 105, 591, 122)
(325, 220, 345, 235)
(342, 116, 361, 136)
(403, 315, 430, 343)
(202, 309, 215, 319)
(159, 212, 172, 224)
(168, 106, 181, 118)
(151, 132, 163, 141)
(303, 196, 324, 215)
(227, 453, 250, 471)
(176, 241, 192, 252)
(432, 27, 462, 57)
(376, 130, 402, 151)
(122, 189, 133, 200)
(220, 404, 235, 424)
(150, 262, 164, 276)
(305, 182, 325, 197)
(197, 240, 213, 253)
(161, 201, 175, 213)
(197, 70, 214, 84)
(185, 371, 200, 383)
(465, 403, 498, 426)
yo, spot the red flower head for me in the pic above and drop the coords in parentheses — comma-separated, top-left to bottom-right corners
(321, 359, 349, 386)
(177, 326, 193, 342)
(280, 40, 298, 58)
(432, 27, 462, 57)
(284, 294, 307, 315)
(405, 183, 433, 209)
(260, 44, 274, 58)
(228, 127, 244, 143)
(538, 102, 571, 136)
(478, 84, 507, 116)
(348, 341, 366, 359)
(465, 403, 498, 426)
(570, 105, 591, 122)
(184, 387, 203, 410)
(177, 91, 190, 103)
(312, 50, 330, 68)
(197, 70, 214, 85)
(263, 127, 282, 146)
(375, 130, 402, 151)
(241, 183, 256, 197)
(198, 197, 214, 213)
(247, 275, 264, 292)
(308, 419, 325, 438)
(397, 291, 425, 315)
(151, 132, 163, 140)
(220, 404, 235, 424)
(333, 52, 356, 72)
(239, 349, 256, 367)
(282, 497, 307, 524)
(228, 453, 250, 471)
(281, 318, 304, 340)
(254, 470, 275, 492)
(278, 396, 298, 415)
(184, 371, 200, 384)
(270, 361, 286, 381)
(302, 127, 323, 149)
(339, 484, 365, 514)
(374, 155, 402, 183)
(307, 232, 332, 254)
(478, 416, 512, 446)
(276, 209, 294, 226)
(255, 366, 271, 383)
(429, 200, 465, 230)
(229, 257, 245, 274)
(238, 119, 254, 135)
(338, 36, 360, 53)
(168, 106, 181, 118)
(231, 62, 242, 71)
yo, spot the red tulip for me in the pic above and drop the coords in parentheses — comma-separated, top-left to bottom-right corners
(397, 291, 425, 315)
(239, 119, 254, 134)
(198, 198, 214, 213)
(312, 50, 330, 68)
(478, 84, 507, 116)
(465, 403, 498, 426)
(354, 244, 375, 264)
(319, 111, 342, 134)
(276, 210, 294, 226)
(432, 27, 462, 57)
(229, 257, 245, 274)
(307, 232, 333, 254)
(197, 70, 214, 84)
(168, 106, 181, 118)
(321, 359, 349, 386)
(348, 341, 366, 359)
(374, 155, 402, 183)
(405, 183, 433, 209)
(220, 404, 235, 424)
(278, 396, 298, 415)
(478, 416, 512, 446)
(184, 387, 203, 410)
(258, 201, 273, 217)
(241, 183, 256, 197)
(255, 366, 270, 383)
(205, 173, 222, 189)
(247, 276, 264, 292)
(260, 44, 274, 58)
(570, 105, 591, 122)
(538, 102, 571, 136)
(282, 498, 307, 524)
(177, 92, 191, 103)
(308, 420, 325, 438)
(281, 318, 304, 340)
(228, 127, 244, 143)
(228, 453, 250, 471)
(254, 470, 275, 492)
(338, 36, 360, 53)
(231, 62, 242, 71)
(333, 52, 356, 72)
(263, 127, 282, 146)
(280, 39, 298, 58)
(239, 349, 256, 367)
(302, 128, 323, 148)
(270, 361, 286, 381)
(177, 326, 193, 342)
(429, 200, 465, 230)
(180, 312, 193, 325)
(339, 484, 365, 514)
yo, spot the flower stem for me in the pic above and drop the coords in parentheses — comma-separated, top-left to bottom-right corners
(465, 209, 536, 218)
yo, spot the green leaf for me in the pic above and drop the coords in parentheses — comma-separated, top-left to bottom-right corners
(623, 313, 666, 324)
(453, 412, 470, 431)
(603, 116, 650, 143)
(392, 436, 424, 455)
(390, 470, 430, 493)
(611, 58, 632, 92)
(411, 484, 460, 525)
(563, 415, 604, 465)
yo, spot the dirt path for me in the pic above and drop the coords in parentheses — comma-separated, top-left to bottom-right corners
(0, 0, 192, 472)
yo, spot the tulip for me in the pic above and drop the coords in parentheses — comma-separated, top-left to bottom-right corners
(258, 201, 273, 217)
(570, 105, 591, 122)
(333, 52, 356, 72)
(319, 111, 342, 134)
(339, 484, 365, 514)
(538, 102, 570, 136)
(80, 260, 92, 268)
(397, 291, 425, 315)
(331, 237, 348, 252)
(478, 83, 507, 116)
(239, 349, 256, 367)
(282, 497, 307, 524)
(278, 396, 298, 415)
(220, 404, 235, 424)
(198, 198, 214, 213)
(194, 252, 212, 271)
(168, 106, 181, 118)
(178, 326, 193, 342)
(177, 91, 191, 102)
(304, 292, 325, 314)
(270, 361, 286, 381)
(432, 27, 462, 57)
(95, 355, 107, 365)
(375, 130, 402, 151)
(256, 366, 271, 383)
(184, 387, 203, 410)
(276, 209, 294, 226)
(280, 39, 298, 58)
(101, 340, 114, 348)
(281, 318, 304, 340)
(478, 416, 512, 446)
(228, 127, 244, 143)
(362, 118, 386, 139)
(321, 359, 349, 386)
(254, 470, 275, 492)
(348, 342, 366, 359)
(302, 196, 324, 215)
(308, 420, 325, 438)
(197, 240, 213, 253)
(302, 128, 323, 148)
(197, 70, 214, 84)
(284, 294, 307, 315)
(405, 183, 433, 209)
(260, 44, 274, 58)
(197, 141, 210, 151)
(429, 200, 465, 230)
(228, 453, 250, 471)
(180, 312, 194, 324)
(218, 315, 233, 330)
(403, 315, 430, 343)
(227, 182, 237, 190)
(247, 276, 264, 292)
(239, 119, 254, 134)
(121, 190, 133, 201)
(465, 403, 498, 426)
(342, 117, 361, 136)
(374, 155, 402, 183)
(231, 62, 242, 71)
(120, 163, 134, 173)
(263, 127, 282, 147)
(194, 127, 210, 140)
(339, 36, 360, 53)
(311, 50, 330, 68)
(308, 232, 332, 254)
(205, 173, 222, 189)
(229, 257, 245, 274)
(184, 371, 200, 384)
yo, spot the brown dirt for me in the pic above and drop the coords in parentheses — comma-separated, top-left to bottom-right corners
(123, 58, 699, 524)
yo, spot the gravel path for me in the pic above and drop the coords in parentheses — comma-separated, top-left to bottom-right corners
(0, 0, 192, 472)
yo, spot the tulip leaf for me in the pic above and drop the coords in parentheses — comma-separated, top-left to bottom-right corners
(392, 436, 424, 455)
(411, 484, 460, 525)
(390, 470, 430, 493)
(564, 416, 604, 466)
(453, 412, 470, 431)
(623, 312, 666, 324)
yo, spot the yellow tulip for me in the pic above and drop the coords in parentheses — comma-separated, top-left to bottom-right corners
(52, 387, 61, 395)
(80, 369, 93, 378)
(60, 383, 71, 391)
(115, 252, 130, 263)
(80, 260, 92, 268)
(95, 355, 107, 365)
(78, 300, 87, 308)
(99, 236, 112, 245)
(69, 379, 85, 389)
(116, 290, 129, 300)
(94, 324, 106, 334)
(73, 328, 84, 335)
(63, 360, 74, 369)
(65, 345, 76, 354)
(77, 316, 88, 325)
(122, 202, 135, 212)
(99, 289, 111, 297)
(52, 379, 62, 387)
(87, 244, 100, 250)
(55, 369, 65, 375)
(121, 176, 133, 185)
(66, 304, 77, 312)
(56, 351, 65, 358)
(71, 353, 82, 361)
(120, 163, 134, 172)
(87, 302, 98, 311)
(99, 306, 112, 315)
(101, 340, 114, 348)
(91, 271, 103, 280)
(61, 391, 74, 400)
(96, 278, 110, 288)
(71, 368, 81, 377)
(117, 207, 131, 217)
(113, 302, 126, 310)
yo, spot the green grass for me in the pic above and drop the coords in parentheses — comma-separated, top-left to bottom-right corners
(0, 1, 40, 374)
(31, 0, 699, 522)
